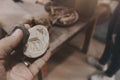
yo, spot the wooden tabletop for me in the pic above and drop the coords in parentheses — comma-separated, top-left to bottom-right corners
(49, 22, 86, 52)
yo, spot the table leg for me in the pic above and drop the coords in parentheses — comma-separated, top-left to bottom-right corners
(38, 64, 48, 80)
(38, 71, 43, 80)
(82, 17, 97, 53)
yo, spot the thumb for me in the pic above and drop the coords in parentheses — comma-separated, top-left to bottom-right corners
(0, 29, 23, 56)
(29, 50, 51, 76)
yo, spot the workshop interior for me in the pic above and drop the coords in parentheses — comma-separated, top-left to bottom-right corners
(0, 0, 120, 80)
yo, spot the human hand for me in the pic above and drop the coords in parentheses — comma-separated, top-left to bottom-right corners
(0, 25, 51, 80)
(0, 29, 23, 58)
(6, 50, 51, 80)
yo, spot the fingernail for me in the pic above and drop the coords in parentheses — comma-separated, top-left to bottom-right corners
(24, 24, 31, 29)
(11, 29, 23, 37)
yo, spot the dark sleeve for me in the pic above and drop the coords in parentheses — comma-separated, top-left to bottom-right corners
(112, 3, 120, 35)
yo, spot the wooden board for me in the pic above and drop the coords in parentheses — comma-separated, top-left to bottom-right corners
(49, 22, 86, 52)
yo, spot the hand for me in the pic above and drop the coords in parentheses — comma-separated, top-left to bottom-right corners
(0, 29, 23, 58)
(7, 50, 51, 80)
(0, 26, 51, 80)
(0, 24, 30, 57)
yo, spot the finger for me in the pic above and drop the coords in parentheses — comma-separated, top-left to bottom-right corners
(41, 49, 52, 62)
(7, 63, 33, 80)
(0, 29, 23, 56)
(24, 24, 31, 29)
(36, 0, 45, 5)
(0, 24, 30, 56)
(29, 50, 52, 76)
(7, 71, 25, 80)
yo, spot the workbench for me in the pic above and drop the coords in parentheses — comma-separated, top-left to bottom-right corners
(39, 16, 97, 80)
(50, 17, 97, 54)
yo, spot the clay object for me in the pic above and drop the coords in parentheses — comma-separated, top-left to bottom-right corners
(24, 25, 49, 58)
(33, 16, 52, 29)
(53, 8, 79, 27)
(45, 2, 79, 27)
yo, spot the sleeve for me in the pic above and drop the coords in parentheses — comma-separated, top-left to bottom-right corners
(110, 3, 120, 34)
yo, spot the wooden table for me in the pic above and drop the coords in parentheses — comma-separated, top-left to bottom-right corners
(40, 4, 110, 79)
(39, 16, 97, 80)
(49, 22, 85, 52)
(50, 17, 97, 54)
